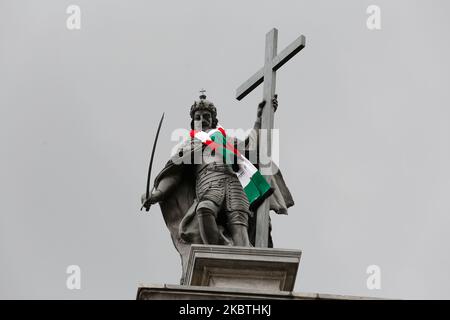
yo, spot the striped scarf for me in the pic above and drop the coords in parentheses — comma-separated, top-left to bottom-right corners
(190, 125, 273, 210)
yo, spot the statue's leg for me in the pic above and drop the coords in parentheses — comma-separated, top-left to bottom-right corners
(197, 200, 220, 245)
(224, 177, 252, 247)
(227, 210, 251, 247)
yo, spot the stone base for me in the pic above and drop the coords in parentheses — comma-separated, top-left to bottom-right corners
(138, 245, 378, 300)
(182, 245, 301, 292)
(136, 284, 375, 300)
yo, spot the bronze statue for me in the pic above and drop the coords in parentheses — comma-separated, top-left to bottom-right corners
(141, 93, 294, 277)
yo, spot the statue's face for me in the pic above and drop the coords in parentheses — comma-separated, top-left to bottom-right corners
(193, 110, 213, 131)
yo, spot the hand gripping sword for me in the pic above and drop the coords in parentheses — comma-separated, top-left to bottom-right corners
(141, 112, 165, 212)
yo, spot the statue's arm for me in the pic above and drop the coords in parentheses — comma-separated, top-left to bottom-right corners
(141, 164, 183, 207)
(151, 174, 181, 200)
(253, 102, 263, 129)
(245, 95, 278, 151)
(253, 94, 278, 129)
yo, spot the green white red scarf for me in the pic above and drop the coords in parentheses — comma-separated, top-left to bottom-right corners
(190, 125, 273, 210)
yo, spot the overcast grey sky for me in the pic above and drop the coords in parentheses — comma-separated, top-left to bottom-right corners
(1, 0, 450, 299)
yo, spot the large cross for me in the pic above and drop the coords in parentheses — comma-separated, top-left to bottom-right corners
(236, 28, 306, 247)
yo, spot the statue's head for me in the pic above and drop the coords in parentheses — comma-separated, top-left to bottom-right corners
(190, 93, 218, 131)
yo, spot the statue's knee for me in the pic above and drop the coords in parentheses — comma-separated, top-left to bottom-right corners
(196, 200, 219, 219)
(196, 200, 220, 245)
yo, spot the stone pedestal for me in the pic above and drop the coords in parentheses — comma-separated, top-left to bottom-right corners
(182, 245, 301, 292)
(137, 245, 378, 300)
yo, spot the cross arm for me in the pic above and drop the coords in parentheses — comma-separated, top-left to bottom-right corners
(235, 69, 264, 101)
(235, 35, 306, 101)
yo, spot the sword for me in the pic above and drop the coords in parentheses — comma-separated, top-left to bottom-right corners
(141, 112, 165, 211)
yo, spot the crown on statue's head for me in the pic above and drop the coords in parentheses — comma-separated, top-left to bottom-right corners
(189, 89, 217, 120)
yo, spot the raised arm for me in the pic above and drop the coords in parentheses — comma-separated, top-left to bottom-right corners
(254, 94, 278, 129)
(243, 95, 279, 160)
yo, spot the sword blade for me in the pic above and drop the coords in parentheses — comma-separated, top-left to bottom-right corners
(141, 112, 165, 211)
